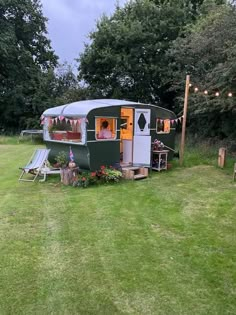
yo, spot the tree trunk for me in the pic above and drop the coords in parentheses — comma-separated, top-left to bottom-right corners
(60, 167, 79, 185)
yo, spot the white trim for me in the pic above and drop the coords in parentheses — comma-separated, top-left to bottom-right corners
(83, 129, 122, 132)
(87, 139, 121, 143)
(95, 116, 119, 119)
(156, 131, 170, 135)
(46, 140, 85, 145)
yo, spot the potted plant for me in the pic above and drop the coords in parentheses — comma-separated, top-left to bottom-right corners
(54, 151, 68, 168)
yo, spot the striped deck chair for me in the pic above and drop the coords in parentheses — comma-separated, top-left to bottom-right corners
(19, 149, 51, 182)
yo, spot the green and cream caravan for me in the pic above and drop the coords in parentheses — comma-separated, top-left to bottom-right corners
(42, 99, 176, 171)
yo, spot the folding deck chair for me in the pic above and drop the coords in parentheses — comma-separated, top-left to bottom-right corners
(19, 148, 52, 182)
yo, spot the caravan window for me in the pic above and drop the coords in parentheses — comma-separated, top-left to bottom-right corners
(95, 117, 117, 140)
(156, 119, 170, 134)
(45, 117, 84, 143)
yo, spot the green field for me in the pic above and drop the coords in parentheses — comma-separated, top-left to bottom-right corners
(0, 143, 235, 315)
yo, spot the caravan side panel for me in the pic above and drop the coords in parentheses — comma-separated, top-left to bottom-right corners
(45, 141, 90, 169)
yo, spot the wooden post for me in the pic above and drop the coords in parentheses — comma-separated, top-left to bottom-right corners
(180, 75, 190, 166)
(218, 147, 226, 168)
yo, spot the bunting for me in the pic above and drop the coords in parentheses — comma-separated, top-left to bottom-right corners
(40, 117, 45, 125)
(40, 116, 89, 125)
(156, 116, 183, 126)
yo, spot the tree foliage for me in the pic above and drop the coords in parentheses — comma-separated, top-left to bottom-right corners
(78, 0, 197, 107)
(1, 0, 235, 139)
(0, 0, 58, 132)
(53, 63, 89, 105)
(168, 3, 236, 138)
(78, 0, 226, 110)
(78, 0, 236, 138)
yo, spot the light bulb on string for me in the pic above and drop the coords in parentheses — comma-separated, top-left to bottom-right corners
(189, 83, 192, 87)
(228, 92, 233, 97)
(215, 92, 220, 97)
(204, 90, 208, 95)
(194, 87, 199, 92)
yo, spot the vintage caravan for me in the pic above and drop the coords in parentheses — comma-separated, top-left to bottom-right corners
(42, 99, 176, 170)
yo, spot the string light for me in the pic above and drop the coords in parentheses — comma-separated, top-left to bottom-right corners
(189, 83, 234, 98)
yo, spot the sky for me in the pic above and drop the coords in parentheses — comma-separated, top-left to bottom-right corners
(41, 0, 128, 69)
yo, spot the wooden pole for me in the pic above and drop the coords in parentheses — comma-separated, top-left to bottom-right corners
(180, 75, 190, 166)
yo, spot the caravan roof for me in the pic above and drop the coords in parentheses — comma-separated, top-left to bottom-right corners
(43, 99, 141, 118)
(42, 98, 175, 118)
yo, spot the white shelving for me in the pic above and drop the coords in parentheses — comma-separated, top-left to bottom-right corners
(152, 150, 169, 171)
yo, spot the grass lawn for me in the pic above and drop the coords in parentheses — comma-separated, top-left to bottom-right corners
(0, 143, 235, 315)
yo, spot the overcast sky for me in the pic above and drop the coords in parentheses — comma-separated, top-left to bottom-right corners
(41, 0, 128, 68)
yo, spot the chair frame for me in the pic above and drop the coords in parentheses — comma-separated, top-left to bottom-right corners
(19, 149, 51, 182)
(39, 166, 61, 182)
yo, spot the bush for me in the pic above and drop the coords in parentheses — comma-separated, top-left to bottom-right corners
(73, 171, 97, 188)
(54, 151, 68, 168)
(73, 166, 122, 188)
(97, 165, 122, 183)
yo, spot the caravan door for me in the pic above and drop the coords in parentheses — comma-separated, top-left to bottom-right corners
(133, 108, 151, 166)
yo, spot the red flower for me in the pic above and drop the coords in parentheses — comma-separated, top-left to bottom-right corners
(101, 165, 105, 170)
(91, 172, 96, 177)
(82, 177, 86, 181)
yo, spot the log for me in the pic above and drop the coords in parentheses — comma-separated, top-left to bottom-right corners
(60, 167, 79, 185)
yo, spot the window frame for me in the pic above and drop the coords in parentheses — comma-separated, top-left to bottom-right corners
(44, 116, 86, 144)
(156, 119, 171, 134)
(95, 116, 118, 141)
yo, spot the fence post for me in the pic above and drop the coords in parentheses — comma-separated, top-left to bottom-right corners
(218, 147, 226, 168)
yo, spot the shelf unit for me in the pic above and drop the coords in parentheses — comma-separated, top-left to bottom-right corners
(152, 150, 169, 171)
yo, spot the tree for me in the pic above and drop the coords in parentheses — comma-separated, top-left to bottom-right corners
(167, 2, 236, 138)
(0, 0, 58, 132)
(78, 0, 225, 110)
(53, 63, 89, 105)
(78, 0, 197, 108)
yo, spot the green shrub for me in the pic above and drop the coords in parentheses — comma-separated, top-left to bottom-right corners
(97, 166, 122, 183)
(73, 166, 122, 188)
(55, 151, 68, 168)
(73, 171, 98, 188)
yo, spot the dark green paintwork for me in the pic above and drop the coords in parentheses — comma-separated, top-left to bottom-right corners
(46, 142, 90, 169)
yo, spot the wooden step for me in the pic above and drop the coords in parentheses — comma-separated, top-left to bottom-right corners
(133, 174, 147, 180)
(122, 167, 148, 180)
(122, 166, 140, 171)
